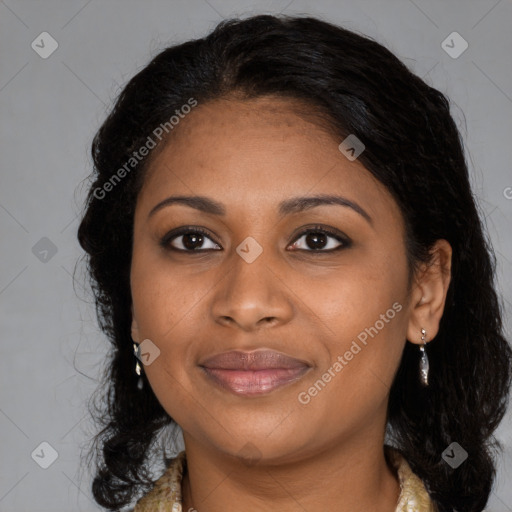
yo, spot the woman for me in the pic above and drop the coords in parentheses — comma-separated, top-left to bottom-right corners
(78, 14, 512, 512)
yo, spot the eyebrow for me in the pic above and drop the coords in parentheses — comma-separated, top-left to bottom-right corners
(148, 194, 373, 225)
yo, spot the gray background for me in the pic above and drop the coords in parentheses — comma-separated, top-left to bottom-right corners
(1, 0, 511, 510)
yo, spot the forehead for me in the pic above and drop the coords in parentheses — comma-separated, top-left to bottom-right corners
(138, 96, 399, 224)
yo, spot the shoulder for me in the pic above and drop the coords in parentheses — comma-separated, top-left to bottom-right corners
(133, 450, 186, 512)
(385, 445, 438, 512)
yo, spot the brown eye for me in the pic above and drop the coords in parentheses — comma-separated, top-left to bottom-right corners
(161, 227, 221, 252)
(289, 227, 351, 252)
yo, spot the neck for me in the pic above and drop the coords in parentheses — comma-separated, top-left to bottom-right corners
(180, 430, 400, 512)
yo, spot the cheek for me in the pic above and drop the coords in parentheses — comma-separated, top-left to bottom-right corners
(293, 289, 407, 443)
(315, 250, 407, 336)
(129, 245, 211, 391)
(130, 255, 199, 420)
(314, 242, 409, 388)
(130, 243, 202, 340)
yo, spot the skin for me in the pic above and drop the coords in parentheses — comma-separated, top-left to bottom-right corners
(130, 96, 452, 512)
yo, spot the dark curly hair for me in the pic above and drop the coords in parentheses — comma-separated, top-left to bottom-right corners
(77, 14, 512, 512)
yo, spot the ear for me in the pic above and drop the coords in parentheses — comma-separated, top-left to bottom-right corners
(131, 305, 140, 342)
(406, 239, 452, 345)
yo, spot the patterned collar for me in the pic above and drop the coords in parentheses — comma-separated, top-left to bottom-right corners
(133, 446, 437, 511)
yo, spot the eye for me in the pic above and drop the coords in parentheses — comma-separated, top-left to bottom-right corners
(288, 226, 350, 252)
(160, 225, 351, 253)
(160, 227, 221, 252)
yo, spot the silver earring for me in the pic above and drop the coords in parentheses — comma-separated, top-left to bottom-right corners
(133, 342, 143, 390)
(419, 328, 429, 387)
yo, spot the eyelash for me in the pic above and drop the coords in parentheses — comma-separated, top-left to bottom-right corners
(160, 225, 351, 254)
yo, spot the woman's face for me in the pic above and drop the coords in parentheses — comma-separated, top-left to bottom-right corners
(130, 96, 414, 463)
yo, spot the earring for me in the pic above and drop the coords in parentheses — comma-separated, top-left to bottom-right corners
(419, 328, 429, 387)
(133, 342, 144, 390)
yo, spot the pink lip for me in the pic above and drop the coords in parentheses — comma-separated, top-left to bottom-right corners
(199, 349, 312, 396)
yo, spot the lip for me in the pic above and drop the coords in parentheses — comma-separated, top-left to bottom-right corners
(199, 349, 312, 396)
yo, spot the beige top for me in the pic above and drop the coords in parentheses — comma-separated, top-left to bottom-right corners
(133, 446, 437, 511)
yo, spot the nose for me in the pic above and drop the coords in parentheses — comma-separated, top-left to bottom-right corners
(210, 248, 294, 332)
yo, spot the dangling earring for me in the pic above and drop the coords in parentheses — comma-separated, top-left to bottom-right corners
(419, 328, 429, 387)
(133, 342, 144, 390)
